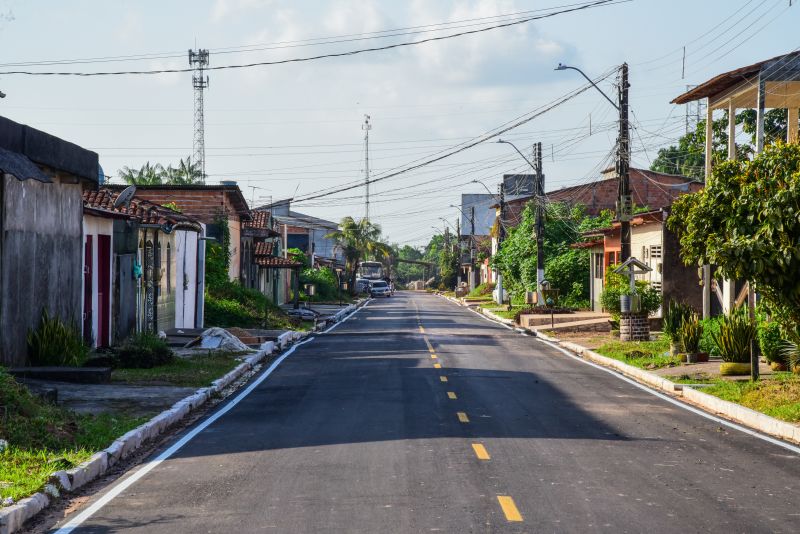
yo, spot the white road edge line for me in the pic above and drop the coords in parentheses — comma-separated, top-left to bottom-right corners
(464, 301, 800, 455)
(323, 298, 370, 333)
(55, 302, 368, 533)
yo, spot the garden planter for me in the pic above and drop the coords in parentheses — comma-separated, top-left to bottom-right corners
(685, 352, 698, 364)
(696, 352, 709, 363)
(719, 362, 751, 376)
(677, 353, 688, 363)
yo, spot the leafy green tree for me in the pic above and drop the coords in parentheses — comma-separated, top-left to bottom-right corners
(325, 217, 390, 293)
(161, 158, 203, 185)
(117, 157, 202, 185)
(668, 141, 800, 333)
(391, 244, 425, 284)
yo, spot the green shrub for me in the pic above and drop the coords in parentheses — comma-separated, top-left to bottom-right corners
(600, 267, 661, 320)
(699, 316, 722, 355)
(115, 332, 174, 369)
(205, 280, 296, 330)
(299, 267, 338, 302)
(467, 282, 495, 298)
(711, 307, 757, 363)
(758, 321, 785, 364)
(663, 301, 694, 347)
(679, 314, 703, 354)
(26, 309, 89, 367)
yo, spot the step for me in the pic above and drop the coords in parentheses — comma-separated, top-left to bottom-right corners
(8, 366, 112, 384)
(520, 312, 610, 328)
(528, 317, 612, 333)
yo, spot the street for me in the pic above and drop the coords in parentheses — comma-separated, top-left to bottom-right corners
(57, 292, 800, 533)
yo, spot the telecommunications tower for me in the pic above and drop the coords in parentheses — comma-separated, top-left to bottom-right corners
(189, 49, 209, 183)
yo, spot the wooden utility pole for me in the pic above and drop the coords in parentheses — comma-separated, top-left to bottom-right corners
(617, 63, 632, 262)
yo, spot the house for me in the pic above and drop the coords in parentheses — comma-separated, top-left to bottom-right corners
(671, 50, 800, 318)
(83, 188, 205, 338)
(241, 209, 301, 305)
(109, 182, 251, 282)
(579, 209, 702, 316)
(0, 116, 99, 366)
(261, 199, 342, 265)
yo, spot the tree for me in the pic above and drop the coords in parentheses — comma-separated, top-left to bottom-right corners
(668, 141, 800, 333)
(391, 244, 424, 284)
(117, 157, 202, 185)
(325, 217, 390, 293)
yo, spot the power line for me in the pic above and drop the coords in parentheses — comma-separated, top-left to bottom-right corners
(0, 0, 622, 77)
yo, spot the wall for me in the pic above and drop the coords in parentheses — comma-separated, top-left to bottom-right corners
(228, 217, 241, 281)
(155, 231, 177, 333)
(83, 214, 114, 347)
(1, 175, 83, 365)
(662, 221, 703, 312)
(460, 194, 496, 238)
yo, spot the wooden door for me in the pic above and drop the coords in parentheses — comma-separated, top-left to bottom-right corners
(97, 235, 111, 347)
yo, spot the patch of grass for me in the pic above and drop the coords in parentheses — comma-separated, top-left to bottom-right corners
(702, 373, 800, 423)
(595, 336, 677, 370)
(112, 350, 249, 388)
(0, 369, 146, 502)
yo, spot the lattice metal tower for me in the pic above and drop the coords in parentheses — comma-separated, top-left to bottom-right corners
(189, 49, 209, 183)
(362, 114, 372, 222)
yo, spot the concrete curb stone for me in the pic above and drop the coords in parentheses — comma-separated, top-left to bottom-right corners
(0, 493, 49, 534)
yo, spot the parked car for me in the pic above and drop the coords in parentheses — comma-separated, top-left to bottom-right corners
(369, 280, 392, 298)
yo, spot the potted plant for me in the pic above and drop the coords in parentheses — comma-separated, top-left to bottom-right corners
(679, 314, 703, 364)
(711, 307, 757, 376)
(663, 301, 693, 357)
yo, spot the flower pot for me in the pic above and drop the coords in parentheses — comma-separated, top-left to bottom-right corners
(696, 352, 709, 363)
(770, 361, 788, 372)
(719, 362, 751, 376)
(669, 341, 682, 357)
(685, 352, 698, 364)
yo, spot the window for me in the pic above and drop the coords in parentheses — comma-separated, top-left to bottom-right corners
(593, 253, 603, 279)
(650, 245, 663, 259)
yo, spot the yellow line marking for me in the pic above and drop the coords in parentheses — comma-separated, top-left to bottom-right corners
(433, 363, 442, 369)
(471, 443, 490, 460)
(431, 354, 437, 359)
(439, 376, 448, 382)
(423, 338, 435, 351)
(457, 412, 469, 423)
(419, 326, 425, 334)
(497, 496, 523, 522)
(447, 391, 457, 399)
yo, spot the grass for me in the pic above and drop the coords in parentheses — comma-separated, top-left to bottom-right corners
(595, 335, 678, 370)
(478, 302, 525, 321)
(0, 369, 146, 502)
(112, 350, 250, 388)
(702, 373, 800, 423)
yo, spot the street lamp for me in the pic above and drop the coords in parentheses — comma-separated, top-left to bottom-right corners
(451, 203, 477, 291)
(496, 139, 536, 171)
(556, 61, 631, 262)
(334, 266, 343, 306)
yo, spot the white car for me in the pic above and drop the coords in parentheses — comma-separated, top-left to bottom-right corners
(369, 280, 392, 298)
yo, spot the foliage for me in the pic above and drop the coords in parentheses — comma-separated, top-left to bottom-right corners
(669, 142, 800, 334)
(679, 313, 703, 354)
(205, 280, 296, 330)
(663, 300, 695, 344)
(711, 307, 757, 363)
(300, 266, 339, 301)
(595, 335, 677, 370)
(703, 373, 800, 423)
(467, 282, 495, 298)
(112, 350, 246, 388)
(326, 217, 390, 293)
(0, 369, 145, 501)
(114, 332, 175, 369)
(391, 244, 425, 284)
(698, 316, 722, 356)
(599, 266, 661, 319)
(205, 212, 232, 289)
(758, 321, 785, 364)
(117, 157, 202, 185)
(162, 201, 181, 212)
(26, 309, 89, 366)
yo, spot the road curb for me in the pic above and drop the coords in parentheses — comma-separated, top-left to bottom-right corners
(0, 301, 366, 534)
(437, 292, 800, 448)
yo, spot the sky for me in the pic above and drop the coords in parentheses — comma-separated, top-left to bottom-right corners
(0, 0, 797, 247)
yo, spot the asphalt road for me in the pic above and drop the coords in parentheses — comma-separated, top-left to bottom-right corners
(56, 292, 800, 533)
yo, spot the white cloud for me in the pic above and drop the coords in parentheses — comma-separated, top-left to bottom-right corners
(211, 0, 275, 22)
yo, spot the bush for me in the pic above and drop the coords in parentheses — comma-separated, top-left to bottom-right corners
(115, 332, 174, 369)
(663, 301, 694, 346)
(468, 282, 495, 298)
(299, 267, 338, 302)
(758, 321, 785, 364)
(205, 280, 296, 330)
(679, 314, 703, 354)
(599, 266, 661, 320)
(27, 309, 89, 367)
(699, 316, 722, 356)
(711, 307, 757, 363)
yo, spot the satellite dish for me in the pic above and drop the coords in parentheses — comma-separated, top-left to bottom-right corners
(114, 185, 136, 209)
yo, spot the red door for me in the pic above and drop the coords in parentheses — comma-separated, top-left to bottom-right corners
(97, 235, 111, 347)
(83, 235, 93, 343)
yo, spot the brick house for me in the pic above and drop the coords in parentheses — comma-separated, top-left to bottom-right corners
(109, 183, 250, 281)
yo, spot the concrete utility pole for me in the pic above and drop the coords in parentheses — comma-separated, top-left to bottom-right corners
(363, 115, 372, 222)
(533, 142, 545, 304)
(617, 63, 632, 262)
(470, 205, 476, 288)
(496, 182, 506, 304)
(188, 48, 209, 183)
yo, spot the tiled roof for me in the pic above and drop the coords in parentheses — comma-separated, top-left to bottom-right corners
(83, 189, 202, 232)
(254, 241, 274, 256)
(255, 256, 302, 268)
(244, 210, 270, 229)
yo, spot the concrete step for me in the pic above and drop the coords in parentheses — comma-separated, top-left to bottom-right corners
(528, 317, 612, 333)
(520, 312, 610, 327)
(8, 366, 112, 384)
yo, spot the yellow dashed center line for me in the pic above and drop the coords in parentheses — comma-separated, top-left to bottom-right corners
(419, 326, 425, 334)
(497, 496, 523, 522)
(433, 363, 442, 369)
(439, 376, 448, 383)
(431, 354, 438, 359)
(447, 391, 457, 400)
(471, 443, 490, 460)
(456, 412, 469, 423)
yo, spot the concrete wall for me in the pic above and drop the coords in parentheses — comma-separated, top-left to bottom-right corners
(155, 232, 176, 333)
(460, 194, 496, 237)
(1, 175, 84, 365)
(83, 214, 114, 347)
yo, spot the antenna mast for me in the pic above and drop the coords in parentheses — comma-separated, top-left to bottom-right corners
(189, 48, 209, 183)
(362, 114, 372, 222)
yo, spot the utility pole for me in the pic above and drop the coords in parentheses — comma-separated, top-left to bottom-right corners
(470, 205, 476, 288)
(496, 182, 506, 304)
(617, 63, 632, 262)
(533, 142, 545, 304)
(189, 49, 209, 183)
(362, 115, 372, 222)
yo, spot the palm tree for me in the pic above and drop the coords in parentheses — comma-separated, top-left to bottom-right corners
(326, 217, 390, 292)
(117, 162, 164, 185)
(163, 157, 202, 185)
